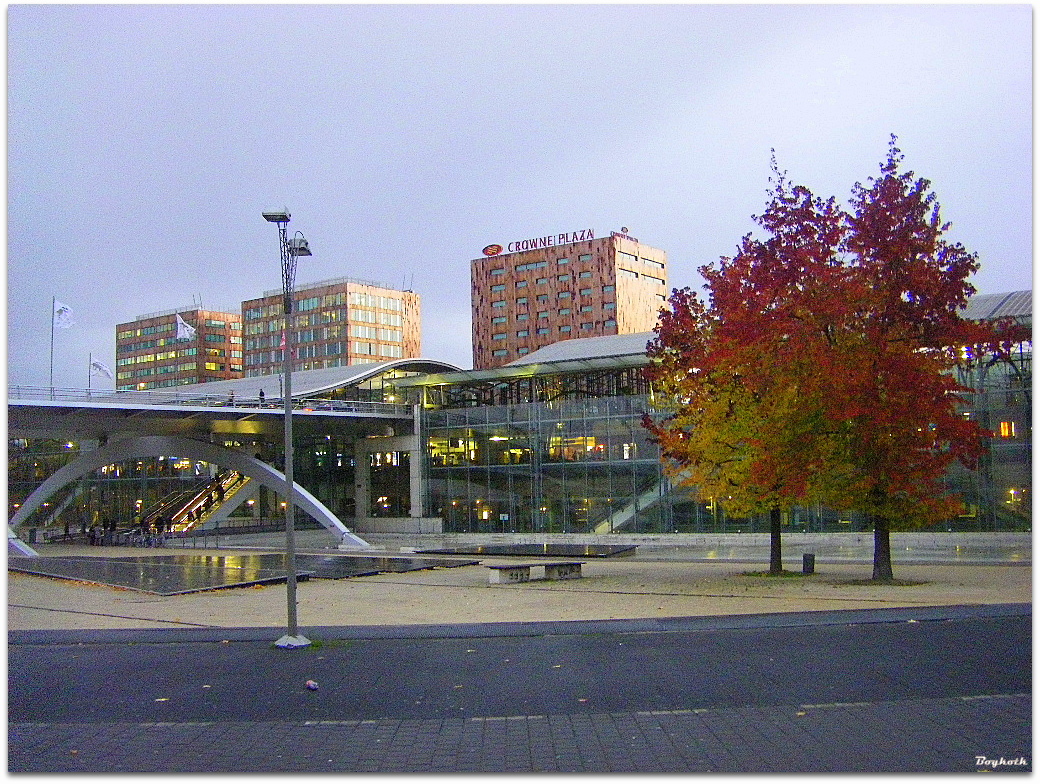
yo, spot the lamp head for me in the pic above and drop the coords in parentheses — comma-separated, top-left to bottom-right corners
(263, 208, 291, 223)
(288, 236, 312, 256)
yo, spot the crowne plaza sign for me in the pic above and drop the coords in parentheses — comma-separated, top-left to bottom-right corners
(483, 228, 595, 256)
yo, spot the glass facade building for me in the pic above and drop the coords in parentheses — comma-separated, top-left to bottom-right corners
(404, 293, 1032, 535)
(116, 307, 243, 390)
(241, 276, 421, 377)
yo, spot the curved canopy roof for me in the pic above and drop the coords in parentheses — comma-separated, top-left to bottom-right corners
(159, 358, 462, 399)
(960, 290, 1031, 323)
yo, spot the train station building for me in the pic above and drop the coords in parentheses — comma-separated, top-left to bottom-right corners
(9, 291, 1032, 543)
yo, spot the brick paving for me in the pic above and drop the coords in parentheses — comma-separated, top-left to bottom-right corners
(9, 695, 1030, 773)
(8, 607, 1032, 774)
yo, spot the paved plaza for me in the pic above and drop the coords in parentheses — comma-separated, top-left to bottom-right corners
(7, 534, 1032, 774)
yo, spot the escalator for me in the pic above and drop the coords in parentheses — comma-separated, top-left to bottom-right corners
(142, 470, 251, 533)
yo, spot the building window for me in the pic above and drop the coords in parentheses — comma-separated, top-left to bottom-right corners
(605, 319, 617, 328)
(492, 316, 507, 324)
(516, 280, 528, 288)
(579, 254, 592, 262)
(536, 277, 548, 285)
(580, 288, 593, 296)
(517, 329, 529, 338)
(492, 349, 508, 357)
(537, 311, 549, 319)
(491, 268, 505, 276)
(516, 313, 529, 321)
(1000, 421, 1017, 438)
(558, 291, 571, 299)
(536, 327, 550, 335)
(516, 297, 528, 306)
(578, 271, 592, 279)
(604, 302, 615, 310)
(558, 274, 571, 282)
(559, 308, 571, 315)
(493, 333, 507, 340)
(581, 305, 593, 312)
(492, 300, 506, 308)
(491, 284, 505, 292)
(604, 284, 615, 293)
(557, 257, 570, 265)
(581, 322, 594, 330)
(518, 347, 529, 355)
(560, 325, 571, 333)
(536, 294, 549, 303)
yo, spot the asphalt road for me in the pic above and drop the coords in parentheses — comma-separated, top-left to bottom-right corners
(9, 607, 1031, 773)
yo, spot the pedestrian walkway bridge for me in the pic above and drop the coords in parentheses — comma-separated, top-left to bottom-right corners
(9, 359, 463, 556)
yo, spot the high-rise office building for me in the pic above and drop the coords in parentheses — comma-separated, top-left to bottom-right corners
(115, 307, 243, 390)
(470, 229, 668, 369)
(241, 276, 421, 377)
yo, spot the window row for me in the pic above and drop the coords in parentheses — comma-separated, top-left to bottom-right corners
(491, 253, 595, 277)
(492, 292, 615, 308)
(490, 305, 615, 323)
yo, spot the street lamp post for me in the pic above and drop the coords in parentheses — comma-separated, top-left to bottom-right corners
(263, 208, 312, 649)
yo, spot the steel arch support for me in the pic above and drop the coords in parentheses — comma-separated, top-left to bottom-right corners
(9, 435, 370, 549)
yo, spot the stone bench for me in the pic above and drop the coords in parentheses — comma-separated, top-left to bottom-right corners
(485, 561, 585, 584)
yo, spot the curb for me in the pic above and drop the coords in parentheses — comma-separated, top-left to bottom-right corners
(9, 602, 1030, 646)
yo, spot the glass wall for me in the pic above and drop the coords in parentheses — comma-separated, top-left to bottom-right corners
(422, 377, 1031, 534)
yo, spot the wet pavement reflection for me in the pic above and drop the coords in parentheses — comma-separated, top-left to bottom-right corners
(7, 553, 478, 596)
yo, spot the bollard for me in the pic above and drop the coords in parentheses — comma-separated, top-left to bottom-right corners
(802, 553, 815, 574)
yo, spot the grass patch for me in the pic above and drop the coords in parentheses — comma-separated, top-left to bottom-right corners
(835, 578, 929, 587)
(740, 569, 816, 578)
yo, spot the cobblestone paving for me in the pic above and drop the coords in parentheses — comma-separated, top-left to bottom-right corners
(9, 694, 1031, 773)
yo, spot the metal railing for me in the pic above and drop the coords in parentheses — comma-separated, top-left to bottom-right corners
(8, 385, 412, 417)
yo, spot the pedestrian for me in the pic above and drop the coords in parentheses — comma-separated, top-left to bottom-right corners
(259, 389, 265, 406)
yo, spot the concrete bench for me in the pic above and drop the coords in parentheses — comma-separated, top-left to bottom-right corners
(486, 561, 585, 584)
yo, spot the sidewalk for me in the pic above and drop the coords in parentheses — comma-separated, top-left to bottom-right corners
(7, 534, 1031, 632)
(8, 535, 1031, 774)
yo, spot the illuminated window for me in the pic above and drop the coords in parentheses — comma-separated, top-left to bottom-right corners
(999, 421, 1017, 438)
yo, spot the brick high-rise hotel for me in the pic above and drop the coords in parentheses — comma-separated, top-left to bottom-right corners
(471, 229, 668, 369)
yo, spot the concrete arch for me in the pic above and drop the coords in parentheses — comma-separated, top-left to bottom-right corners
(9, 435, 370, 549)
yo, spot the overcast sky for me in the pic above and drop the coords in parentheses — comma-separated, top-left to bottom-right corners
(8, 3, 1032, 389)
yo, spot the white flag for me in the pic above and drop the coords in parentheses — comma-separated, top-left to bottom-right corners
(53, 300, 74, 329)
(90, 359, 114, 379)
(176, 313, 197, 341)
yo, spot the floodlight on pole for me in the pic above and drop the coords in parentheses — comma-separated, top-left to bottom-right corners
(264, 207, 312, 650)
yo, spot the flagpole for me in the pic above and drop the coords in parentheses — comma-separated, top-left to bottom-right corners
(88, 353, 92, 391)
(49, 296, 55, 398)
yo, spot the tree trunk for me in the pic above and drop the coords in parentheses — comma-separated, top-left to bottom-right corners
(872, 515, 894, 582)
(769, 507, 783, 575)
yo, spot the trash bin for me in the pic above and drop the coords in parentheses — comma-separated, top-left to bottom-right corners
(802, 553, 815, 574)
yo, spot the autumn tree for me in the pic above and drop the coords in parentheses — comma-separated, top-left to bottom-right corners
(818, 138, 1027, 580)
(646, 137, 1025, 581)
(645, 162, 847, 574)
